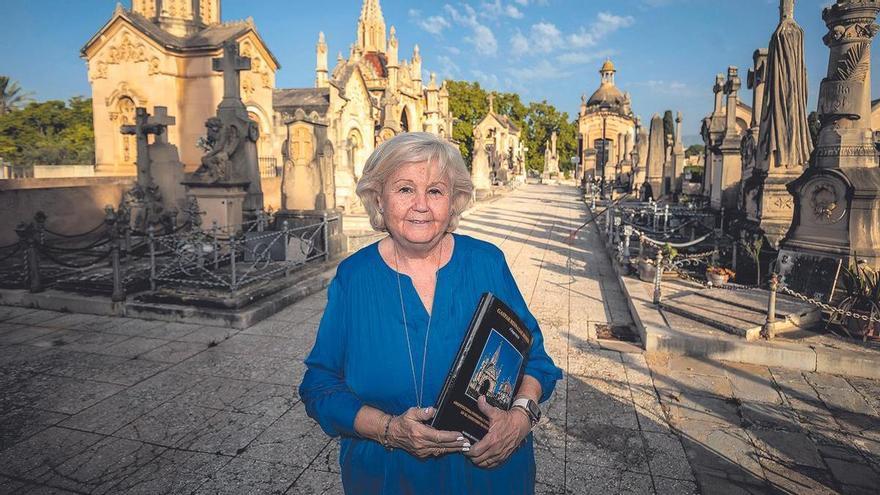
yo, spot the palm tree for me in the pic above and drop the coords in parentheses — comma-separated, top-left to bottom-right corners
(0, 76, 33, 115)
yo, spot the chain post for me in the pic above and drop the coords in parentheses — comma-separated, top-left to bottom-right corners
(229, 232, 237, 290)
(653, 250, 664, 305)
(663, 205, 670, 231)
(212, 220, 220, 270)
(322, 213, 330, 261)
(148, 224, 156, 291)
(762, 273, 779, 339)
(15, 222, 42, 293)
(623, 225, 632, 266)
(107, 208, 125, 302)
(638, 235, 645, 260)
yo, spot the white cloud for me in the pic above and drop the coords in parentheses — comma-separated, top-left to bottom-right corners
(510, 21, 563, 56)
(481, 0, 524, 19)
(445, 4, 498, 56)
(556, 50, 612, 65)
(436, 55, 461, 79)
(446, 46, 461, 55)
(531, 22, 562, 53)
(632, 80, 696, 95)
(505, 59, 569, 81)
(419, 15, 451, 34)
(568, 12, 635, 48)
(511, 30, 530, 55)
(471, 69, 499, 88)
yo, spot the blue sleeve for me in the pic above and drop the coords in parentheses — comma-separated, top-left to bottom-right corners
(498, 254, 563, 403)
(299, 276, 364, 437)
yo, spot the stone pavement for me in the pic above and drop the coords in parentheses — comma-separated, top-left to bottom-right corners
(0, 183, 878, 494)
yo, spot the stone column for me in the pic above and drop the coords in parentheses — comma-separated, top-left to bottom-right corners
(672, 112, 686, 194)
(814, 1, 879, 169)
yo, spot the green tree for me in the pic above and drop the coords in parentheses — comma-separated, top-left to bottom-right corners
(0, 97, 95, 165)
(523, 100, 577, 173)
(0, 76, 33, 115)
(685, 144, 704, 157)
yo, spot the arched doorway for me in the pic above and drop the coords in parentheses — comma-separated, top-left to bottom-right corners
(117, 97, 136, 166)
(400, 108, 409, 133)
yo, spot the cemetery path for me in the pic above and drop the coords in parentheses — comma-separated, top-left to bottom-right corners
(0, 183, 877, 494)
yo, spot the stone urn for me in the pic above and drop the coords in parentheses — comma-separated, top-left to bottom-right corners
(638, 259, 656, 282)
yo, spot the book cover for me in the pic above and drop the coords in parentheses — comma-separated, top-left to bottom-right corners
(431, 292, 533, 442)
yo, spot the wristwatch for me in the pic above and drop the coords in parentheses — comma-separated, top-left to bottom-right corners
(511, 398, 541, 427)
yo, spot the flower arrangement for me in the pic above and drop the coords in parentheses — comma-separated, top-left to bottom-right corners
(706, 266, 736, 278)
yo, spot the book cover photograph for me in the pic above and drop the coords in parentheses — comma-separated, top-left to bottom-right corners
(431, 293, 533, 442)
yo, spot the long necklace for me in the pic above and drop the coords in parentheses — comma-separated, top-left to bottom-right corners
(393, 236, 443, 409)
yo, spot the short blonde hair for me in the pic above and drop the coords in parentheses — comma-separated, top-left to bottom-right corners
(356, 132, 474, 232)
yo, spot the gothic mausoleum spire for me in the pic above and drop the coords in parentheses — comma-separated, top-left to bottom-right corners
(357, 0, 387, 53)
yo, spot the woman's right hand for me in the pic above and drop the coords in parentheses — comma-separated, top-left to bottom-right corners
(387, 407, 470, 458)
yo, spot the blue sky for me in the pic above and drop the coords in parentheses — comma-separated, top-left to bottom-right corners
(2, 1, 873, 142)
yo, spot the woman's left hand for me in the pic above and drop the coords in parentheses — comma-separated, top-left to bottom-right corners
(465, 395, 532, 468)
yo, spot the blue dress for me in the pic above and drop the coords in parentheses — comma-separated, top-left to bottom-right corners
(299, 234, 563, 494)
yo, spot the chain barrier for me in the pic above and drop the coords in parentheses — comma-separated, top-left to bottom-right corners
(42, 221, 107, 239)
(779, 285, 880, 323)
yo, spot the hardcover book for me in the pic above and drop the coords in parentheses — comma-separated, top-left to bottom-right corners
(431, 292, 533, 442)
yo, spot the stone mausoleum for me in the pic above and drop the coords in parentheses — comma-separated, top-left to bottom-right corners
(577, 60, 636, 185)
(82, 0, 453, 212)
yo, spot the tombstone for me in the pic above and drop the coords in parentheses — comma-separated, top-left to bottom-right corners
(740, 49, 768, 212)
(702, 74, 727, 199)
(274, 108, 346, 259)
(632, 119, 648, 193)
(119, 106, 185, 230)
(471, 128, 493, 198)
(644, 114, 665, 196)
(781, 0, 880, 272)
(183, 40, 263, 233)
(716, 66, 743, 210)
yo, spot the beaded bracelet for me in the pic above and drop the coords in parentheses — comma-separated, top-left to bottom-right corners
(381, 414, 394, 450)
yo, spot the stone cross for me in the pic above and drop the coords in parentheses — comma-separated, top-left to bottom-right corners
(148, 106, 176, 145)
(120, 107, 167, 188)
(213, 40, 251, 103)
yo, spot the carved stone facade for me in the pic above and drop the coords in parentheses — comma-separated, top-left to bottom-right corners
(82, 1, 278, 177)
(273, 0, 453, 212)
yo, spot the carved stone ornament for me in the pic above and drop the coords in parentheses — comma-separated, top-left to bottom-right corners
(106, 32, 148, 65)
(806, 178, 846, 224)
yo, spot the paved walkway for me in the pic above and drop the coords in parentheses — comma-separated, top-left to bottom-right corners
(0, 184, 878, 494)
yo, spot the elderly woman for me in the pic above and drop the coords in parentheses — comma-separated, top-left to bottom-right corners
(300, 132, 561, 494)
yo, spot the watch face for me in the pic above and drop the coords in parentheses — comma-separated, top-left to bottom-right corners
(527, 400, 541, 421)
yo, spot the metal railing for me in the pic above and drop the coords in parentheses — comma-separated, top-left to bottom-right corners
(591, 196, 880, 342)
(259, 157, 280, 178)
(0, 208, 332, 300)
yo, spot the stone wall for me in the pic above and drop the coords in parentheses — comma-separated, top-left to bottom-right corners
(0, 177, 134, 245)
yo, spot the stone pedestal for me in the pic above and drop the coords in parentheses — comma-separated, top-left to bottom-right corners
(182, 180, 249, 236)
(783, 167, 880, 265)
(744, 174, 795, 248)
(274, 209, 347, 260)
(715, 139, 743, 210)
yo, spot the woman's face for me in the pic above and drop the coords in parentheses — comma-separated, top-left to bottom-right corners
(379, 161, 452, 250)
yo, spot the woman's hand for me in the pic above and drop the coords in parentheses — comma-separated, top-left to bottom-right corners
(387, 407, 470, 459)
(465, 395, 532, 468)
